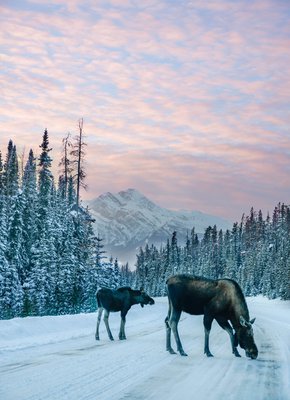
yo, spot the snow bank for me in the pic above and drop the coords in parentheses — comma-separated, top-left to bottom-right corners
(0, 312, 96, 351)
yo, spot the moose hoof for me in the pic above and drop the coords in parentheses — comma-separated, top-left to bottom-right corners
(179, 350, 188, 356)
(234, 350, 241, 358)
(205, 351, 214, 357)
(167, 348, 177, 355)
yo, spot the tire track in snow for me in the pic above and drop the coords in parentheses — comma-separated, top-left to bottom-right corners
(0, 309, 169, 400)
(117, 314, 288, 400)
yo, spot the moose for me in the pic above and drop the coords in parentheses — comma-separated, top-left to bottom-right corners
(95, 286, 155, 341)
(165, 274, 258, 359)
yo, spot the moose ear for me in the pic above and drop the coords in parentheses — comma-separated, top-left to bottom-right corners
(140, 287, 144, 293)
(250, 318, 256, 325)
(239, 316, 247, 327)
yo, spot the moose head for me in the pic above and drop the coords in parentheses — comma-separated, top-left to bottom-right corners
(236, 316, 258, 359)
(138, 288, 155, 308)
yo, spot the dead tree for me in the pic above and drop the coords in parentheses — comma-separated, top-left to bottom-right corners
(59, 132, 72, 198)
(70, 118, 87, 208)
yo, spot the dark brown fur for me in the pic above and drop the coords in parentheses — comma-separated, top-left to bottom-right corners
(165, 274, 258, 359)
(95, 287, 154, 341)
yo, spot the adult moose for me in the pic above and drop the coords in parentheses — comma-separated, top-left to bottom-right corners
(165, 274, 258, 359)
(95, 287, 154, 341)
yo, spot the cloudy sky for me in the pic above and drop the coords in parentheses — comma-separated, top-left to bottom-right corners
(1, 0, 289, 221)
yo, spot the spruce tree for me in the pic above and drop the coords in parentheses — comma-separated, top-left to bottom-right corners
(38, 129, 53, 221)
(112, 258, 121, 289)
(0, 198, 23, 318)
(0, 151, 4, 196)
(3, 140, 19, 198)
(67, 176, 76, 205)
(56, 218, 78, 314)
(22, 150, 38, 279)
(170, 231, 180, 275)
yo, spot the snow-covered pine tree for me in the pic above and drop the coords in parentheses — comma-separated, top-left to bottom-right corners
(7, 191, 27, 285)
(216, 229, 225, 279)
(0, 196, 23, 318)
(26, 208, 58, 316)
(274, 204, 290, 299)
(135, 247, 145, 289)
(145, 245, 156, 294)
(231, 220, 243, 281)
(210, 225, 219, 278)
(146, 245, 159, 295)
(69, 204, 97, 312)
(120, 262, 133, 287)
(170, 231, 180, 276)
(22, 150, 38, 262)
(67, 175, 76, 205)
(0, 151, 4, 195)
(183, 232, 193, 275)
(198, 226, 212, 277)
(55, 216, 78, 314)
(189, 227, 199, 274)
(95, 234, 106, 272)
(3, 140, 19, 198)
(99, 256, 115, 289)
(38, 129, 53, 225)
(143, 243, 151, 292)
(158, 240, 171, 295)
(112, 258, 121, 289)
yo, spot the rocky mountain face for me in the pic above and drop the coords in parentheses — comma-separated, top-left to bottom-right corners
(86, 188, 231, 266)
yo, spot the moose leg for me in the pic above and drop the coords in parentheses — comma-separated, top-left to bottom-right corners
(95, 307, 103, 340)
(119, 311, 127, 340)
(103, 309, 114, 340)
(169, 308, 187, 356)
(165, 302, 176, 354)
(203, 313, 214, 357)
(216, 317, 241, 357)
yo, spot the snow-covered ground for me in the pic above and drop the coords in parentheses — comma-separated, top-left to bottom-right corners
(0, 296, 289, 400)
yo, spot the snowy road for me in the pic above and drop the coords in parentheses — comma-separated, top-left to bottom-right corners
(0, 297, 289, 400)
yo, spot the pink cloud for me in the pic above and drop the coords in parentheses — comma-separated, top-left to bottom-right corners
(0, 0, 289, 221)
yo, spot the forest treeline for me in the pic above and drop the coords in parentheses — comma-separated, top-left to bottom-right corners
(0, 131, 120, 319)
(133, 204, 290, 300)
(0, 131, 289, 319)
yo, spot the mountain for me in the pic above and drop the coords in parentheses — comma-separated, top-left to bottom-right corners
(86, 188, 232, 266)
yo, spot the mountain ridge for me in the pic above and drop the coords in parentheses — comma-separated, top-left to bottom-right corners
(86, 188, 232, 265)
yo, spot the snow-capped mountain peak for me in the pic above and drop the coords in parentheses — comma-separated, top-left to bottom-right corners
(87, 188, 231, 264)
(94, 189, 160, 213)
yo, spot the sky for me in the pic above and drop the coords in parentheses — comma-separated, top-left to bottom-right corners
(0, 0, 290, 222)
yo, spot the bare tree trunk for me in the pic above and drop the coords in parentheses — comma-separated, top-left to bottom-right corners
(70, 118, 87, 208)
(76, 118, 83, 208)
(64, 133, 70, 195)
(59, 132, 72, 198)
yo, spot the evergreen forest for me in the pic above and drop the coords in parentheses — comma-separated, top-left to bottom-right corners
(133, 207, 290, 300)
(0, 131, 120, 319)
(0, 132, 289, 319)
